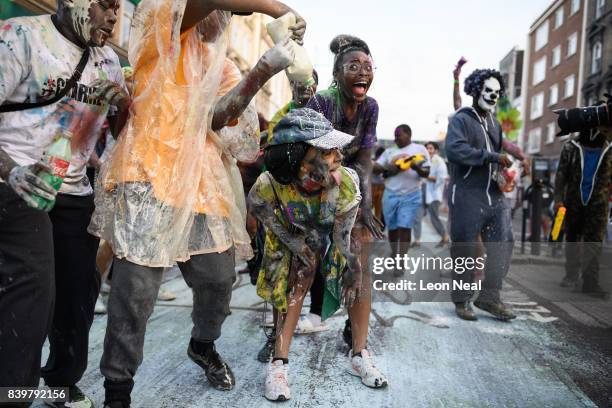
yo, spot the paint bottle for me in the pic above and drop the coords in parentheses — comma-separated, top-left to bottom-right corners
(33, 129, 73, 210)
(495, 161, 519, 193)
(266, 13, 315, 87)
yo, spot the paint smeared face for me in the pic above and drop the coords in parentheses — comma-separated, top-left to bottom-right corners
(297, 147, 343, 191)
(63, 0, 119, 46)
(291, 80, 317, 108)
(336, 50, 374, 103)
(478, 77, 501, 112)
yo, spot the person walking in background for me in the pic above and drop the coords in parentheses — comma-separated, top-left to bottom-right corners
(425, 141, 449, 246)
(374, 124, 430, 275)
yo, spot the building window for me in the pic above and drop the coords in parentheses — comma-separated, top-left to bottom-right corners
(591, 41, 603, 73)
(535, 21, 549, 51)
(549, 84, 559, 105)
(552, 45, 561, 67)
(528, 128, 542, 154)
(564, 75, 575, 98)
(554, 7, 564, 28)
(546, 122, 556, 144)
(531, 92, 545, 119)
(533, 56, 547, 85)
(120, 0, 135, 48)
(567, 32, 578, 56)
(596, 0, 605, 18)
(571, 0, 580, 15)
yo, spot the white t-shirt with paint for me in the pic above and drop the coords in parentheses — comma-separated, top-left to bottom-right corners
(376, 143, 430, 195)
(0, 15, 125, 195)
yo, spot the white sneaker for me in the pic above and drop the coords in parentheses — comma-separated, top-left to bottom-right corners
(348, 349, 388, 388)
(264, 359, 291, 401)
(157, 288, 177, 301)
(94, 296, 107, 315)
(294, 313, 329, 334)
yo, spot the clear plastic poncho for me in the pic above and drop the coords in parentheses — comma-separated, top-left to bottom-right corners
(89, 2, 259, 267)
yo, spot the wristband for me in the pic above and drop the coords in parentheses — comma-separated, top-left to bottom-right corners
(453, 79, 459, 85)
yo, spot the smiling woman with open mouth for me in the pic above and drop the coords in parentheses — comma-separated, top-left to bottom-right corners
(306, 34, 388, 391)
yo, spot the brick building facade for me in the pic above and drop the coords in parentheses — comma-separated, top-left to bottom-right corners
(521, 0, 588, 158)
(582, 0, 612, 104)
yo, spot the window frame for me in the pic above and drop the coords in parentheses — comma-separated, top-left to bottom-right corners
(548, 84, 559, 106)
(564, 75, 576, 98)
(535, 21, 550, 51)
(554, 7, 564, 28)
(567, 32, 578, 57)
(552, 45, 562, 67)
(528, 128, 542, 154)
(531, 92, 545, 120)
(533, 56, 547, 85)
(591, 41, 603, 74)
(546, 122, 556, 144)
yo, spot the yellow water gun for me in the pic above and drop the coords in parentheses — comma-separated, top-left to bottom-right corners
(551, 206, 566, 241)
(395, 154, 425, 171)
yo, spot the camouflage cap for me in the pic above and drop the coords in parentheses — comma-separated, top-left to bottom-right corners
(268, 107, 353, 150)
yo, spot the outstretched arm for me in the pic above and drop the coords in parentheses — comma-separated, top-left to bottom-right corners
(183, 0, 305, 43)
(453, 57, 467, 111)
(212, 37, 294, 130)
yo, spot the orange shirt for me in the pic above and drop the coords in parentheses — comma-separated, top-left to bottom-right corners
(106, 22, 241, 216)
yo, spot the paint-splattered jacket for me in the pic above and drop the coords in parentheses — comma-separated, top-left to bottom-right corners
(554, 137, 612, 209)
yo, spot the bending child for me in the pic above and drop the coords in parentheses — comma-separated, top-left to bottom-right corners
(248, 108, 388, 402)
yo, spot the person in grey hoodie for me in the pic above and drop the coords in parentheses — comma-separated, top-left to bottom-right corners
(445, 68, 515, 321)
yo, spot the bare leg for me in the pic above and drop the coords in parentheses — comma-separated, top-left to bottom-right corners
(348, 227, 372, 353)
(274, 274, 315, 359)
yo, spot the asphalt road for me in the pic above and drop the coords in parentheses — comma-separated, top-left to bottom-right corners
(32, 217, 611, 408)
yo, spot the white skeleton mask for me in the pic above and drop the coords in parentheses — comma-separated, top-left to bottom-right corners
(478, 77, 501, 112)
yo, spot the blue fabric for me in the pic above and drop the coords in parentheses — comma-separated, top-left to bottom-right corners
(382, 189, 422, 230)
(581, 147, 602, 203)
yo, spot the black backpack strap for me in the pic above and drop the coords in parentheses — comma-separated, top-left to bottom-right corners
(0, 47, 90, 113)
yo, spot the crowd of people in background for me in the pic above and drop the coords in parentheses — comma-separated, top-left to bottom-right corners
(0, 1, 610, 408)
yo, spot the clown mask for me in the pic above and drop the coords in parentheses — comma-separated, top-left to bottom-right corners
(477, 77, 501, 112)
